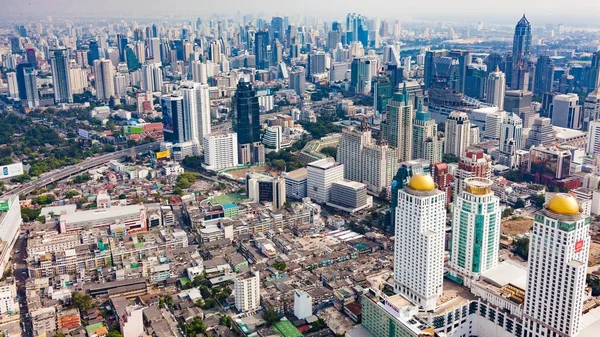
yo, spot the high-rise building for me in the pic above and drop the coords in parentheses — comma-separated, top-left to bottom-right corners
(534, 55, 554, 96)
(88, 40, 100, 65)
(455, 149, 492, 195)
(444, 111, 471, 157)
(181, 82, 211, 145)
(424, 50, 471, 93)
(233, 79, 261, 145)
(254, 31, 269, 70)
(526, 117, 554, 148)
(161, 94, 185, 143)
(587, 120, 600, 155)
(464, 63, 487, 99)
(362, 139, 398, 195)
(203, 132, 239, 171)
(16, 63, 31, 100)
(141, 63, 163, 92)
(271, 39, 283, 65)
(394, 174, 446, 311)
(308, 50, 328, 76)
(430, 162, 453, 204)
(270, 17, 284, 42)
(191, 60, 208, 84)
(412, 103, 444, 164)
(289, 67, 306, 95)
(26, 48, 37, 67)
(512, 15, 532, 67)
(209, 40, 221, 64)
(485, 67, 506, 110)
(117, 34, 128, 62)
(448, 177, 501, 287)
(483, 111, 505, 141)
(307, 158, 344, 204)
(337, 123, 372, 182)
(93, 59, 114, 101)
(246, 173, 286, 210)
(282, 169, 308, 200)
(500, 112, 523, 152)
(382, 85, 413, 162)
(23, 66, 39, 109)
(523, 194, 589, 337)
(327, 31, 341, 51)
(148, 38, 161, 61)
(234, 270, 260, 312)
(50, 49, 73, 104)
(583, 88, 600, 131)
(6, 72, 18, 98)
(350, 57, 373, 94)
(550, 93, 581, 129)
(293, 290, 312, 320)
(134, 41, 145, 64)
(528, 144, 571, 180)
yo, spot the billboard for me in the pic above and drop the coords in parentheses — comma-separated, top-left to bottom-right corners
(78, 128, 90, 139)
(156, 150, 170, 159)
(0, 201, 9, 211)
(0, 163, 24, 179)
(123, 126, 144, 134)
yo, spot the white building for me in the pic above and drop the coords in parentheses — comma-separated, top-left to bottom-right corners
(363, 140, 398, 195)
(282, 168, 307, 200)
(523, 194, 589, 337)
(337, 124, 371, 182)
(551, 93, 581, 129)
(0, 195, 21, 275)
(293, 290, 313, 320)
(93, 59, 114, 100)
(587, 120, 600, 155)
(445, 111, 472, 157)
(257, 94, 274, 112)
(583, 88, 600, 130)
(307, 158, 344, 204)
(484, 111, 505, 141)
(448, 178, 501, 287)
(203, 132, 239, 171)
(394, 174, 446, 311)
(263, 126, 282, 152)
(181, 81, 211, 145)
(234, 270, 260, 312)
(412, 106, 444, 164)
(500, 112, 523, 152)
(0, 281, 17, 314)
(6, 72, 18, 98)
(485, 67, 506, 110)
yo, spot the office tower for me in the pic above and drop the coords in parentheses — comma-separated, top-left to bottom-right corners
(191, 60, 208, 84)
(534, 55, 554, 96)
(74, 50, 88, 67)
(203, 132, 239, 171)
(69, 66, 87, 95)
(523, 194, 589, 337)
(263, 126, 282, 151)
(382, 45, 400, 67)
(141, 63, 163, 92)
(412, 103, 443, 164)
(394, 173, 445, 311)
(209, 40, 221, 64)
(134, 41, 145, 64)
(117, 34, 128, 62)
(424, 50, 471, 93)
(308, 50, 328, 76)
(444, 111, 471, 157)
(246, 173, 286, 210)
(114, 74, 128, 97)
(93, 59, 114, 101)
(234, 270, 260, 312)
(504, 89, 533, 114)
(15, 63, 30, 100)
(161, 94, 185, 143)
(49, 49, 73, 104)
(285, 25, 296, 48)
(26, 48, 37, 67)
(362, 139, 398, 195)
(181, 82, 211, 145)
(148, 38, 161, 61)
(88, 41, 100, 65)
(454, 149, 492, 195)
(271, 39, 283, 65)
(23, 66, 39, 108)
(381, 85, 413, 162)
(337, 123, 372, 182)
(282, 169, 308, 200)
(327, 31, 341, 51)
(485, 67, 506, 110)
(583, 88, 600, 131)
(125, 46, 140, 71)
(587, 120, 600, 155)
(373, 75, 393, 116)
(448, 177, 500, 287)
(526, 117, 554, 148)
(270, 17, 284, 41)
(512, 15, 531, 67)
(346, 13, 366, 42)
(484, 111, 505, 141)
(464, 63, 487, 99)
(307, 158, 344, 204)
(350, 57, 373, 94)
(528, 144, 572, 180)
(6, 72, 18, 98)
(500, 112, 523, 152)
(550, 93, 581, 129)
(254, 31, 269, 70)
(10, 37, 21, 54)
(328, 180, 371, 212)
(233, 79, 260, 146)
(289, 67, 306, 95)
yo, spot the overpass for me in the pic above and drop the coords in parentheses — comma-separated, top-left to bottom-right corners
(7, 142, 160, 197)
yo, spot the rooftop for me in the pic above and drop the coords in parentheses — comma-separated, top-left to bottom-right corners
(308, 158, 340, 170)
(283, 168, 308, 180)
(59, 204, 146, 224)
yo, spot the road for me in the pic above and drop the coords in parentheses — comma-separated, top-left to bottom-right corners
(13, 235, 31, 337)
(8, 142, 160, 197)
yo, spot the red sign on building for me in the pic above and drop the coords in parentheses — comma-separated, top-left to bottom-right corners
(575, 240, 584, 253)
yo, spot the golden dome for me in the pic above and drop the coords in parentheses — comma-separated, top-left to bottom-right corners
(408, 174, 435, 191)
(547, 193, 580, 215)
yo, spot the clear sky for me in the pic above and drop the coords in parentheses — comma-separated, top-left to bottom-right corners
(2, 0, 600, 25)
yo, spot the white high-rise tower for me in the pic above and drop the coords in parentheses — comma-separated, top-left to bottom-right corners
(486, 67, 506, 110)
(337, 122, 371, 182)
(448, 177, 501, 287)
(394, 173, 446, 311)
(523, 194, 590, 337)
(181, 82, 211, 146)
(93, 59, 114, 100)
(445, 111, 471, 157)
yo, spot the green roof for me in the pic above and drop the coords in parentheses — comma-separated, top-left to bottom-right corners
(179, 277, 191, 285)
(86, 322, 105, 333)
(275, 320, 302, 337)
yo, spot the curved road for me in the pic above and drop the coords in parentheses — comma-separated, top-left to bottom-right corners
(8, 142, 160, 197)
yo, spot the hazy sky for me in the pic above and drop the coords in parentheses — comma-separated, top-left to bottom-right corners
(2, 0, 600, 24)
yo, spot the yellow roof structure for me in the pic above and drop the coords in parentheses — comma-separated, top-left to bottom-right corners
(408, 173, 435, 191)
(547, 193, 580, 215)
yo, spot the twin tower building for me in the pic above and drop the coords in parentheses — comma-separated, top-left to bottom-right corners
(393, 173, 590, 337)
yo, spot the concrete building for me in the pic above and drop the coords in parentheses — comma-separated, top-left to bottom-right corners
(523, 194, 589, 337)
(445, 111, 471, 157)
(412, 104, 444, 164)
(448, 178, 501, 287)
(293, 290, 313, 320)
(327, 180, 372, 213)
(234, 270, 260, 312)
(485, 67, 506, 110)
(588, 120, 600, 155)
(0, 195, 22, 275)
(583, 88, 600, 130)
(246, 173, 286, 210)
(0, 281, 17, 314)
(93, 59, 114, 100)
(181, 81, 212, 146)
(307, 158, 344, 204)
(500, 112, 523, 152)
(526, 117, 554, 148)
(202, 132, 239, 171)
(337, 123, 372, 182)
(382, 85, 414, 162)
(484, 110, 505, 141)
(58, 204, 147, 233)
(282, 168, 307, 200)
(112, 296, 145, 337)
(362, 140, 398, 195)
(455, 150, 492, 195)
(394, 174, 446, 311)
(551, 93, 581, 129)
(263, 126, 283, 152)
(528, 144, 571, 180)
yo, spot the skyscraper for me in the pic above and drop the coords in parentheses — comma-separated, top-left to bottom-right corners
(500, 112, 523, 152)
(117, 33, 128, 62)
(464, 63, 487, 99)
(308, 50, 328, 76)
(485, 67, 506, 110)
(234, 270, 260, 312)
(523, 194, 589, 337)
(49, 49, 73, 104)
(412, 103, 444, 164)
(289, 67, 306, 95)
(270, 17, 284, 42)
(444, 111, 471, 157)
(271, 39, 283, 65)
(512, 15, 532, 66)
(337, 123, 372, 182)
(23, 66, 39, 109)
(526, 117, 555, 148)
(209, 40, 221, 64)
(550, 93, 581, 129)
(394, 173, 446, 311)
(233, 79, 261, 145)
(93, 59, 114, 101)
(161, 94, 185, 143)
(382, 84, 413, 162)
(534, 55, 554, 96)
(254, 30, 269, 70)
(181, 82, 212, 146)
(583, 88, 600, 131)
(448, 177, 501, 287)
(587, 120, 600, 155)
(362, 139, 398, 195)
(454, 149, 492, 195)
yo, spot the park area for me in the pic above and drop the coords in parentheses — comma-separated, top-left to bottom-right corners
(274, 320, 303, 337)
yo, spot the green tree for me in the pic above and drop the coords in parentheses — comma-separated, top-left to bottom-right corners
(271, 261, 287, 271)
(264, 308, 280, 326)
(514, 199, 526, 209)
(71, 291, 96, 311)
(533, 194, 545, 209)
(442, 153, 459, 163)
(106, 332, 123, 337)
(513, 237, 530, 260)
(320, 146, 337, 160)
(219, 315, 233, 328)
